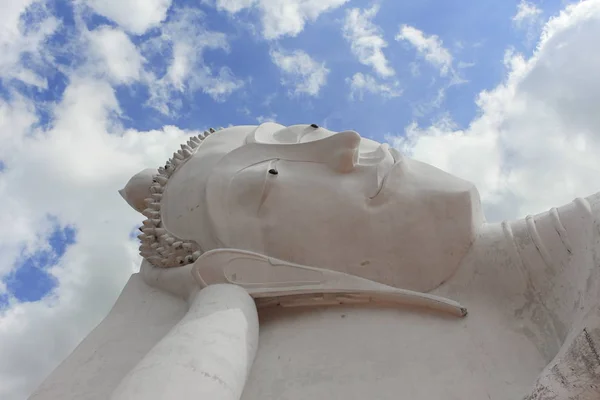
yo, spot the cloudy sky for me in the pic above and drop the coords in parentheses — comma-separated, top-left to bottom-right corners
(1, 0, 600, 398)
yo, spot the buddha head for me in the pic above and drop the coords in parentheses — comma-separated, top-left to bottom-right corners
(122, 123, 484, 292)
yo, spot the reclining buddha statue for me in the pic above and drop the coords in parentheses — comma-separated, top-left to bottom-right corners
(30, 123, 600, 400)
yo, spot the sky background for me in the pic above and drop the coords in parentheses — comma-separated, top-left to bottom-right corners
(1, 0, 600, 398)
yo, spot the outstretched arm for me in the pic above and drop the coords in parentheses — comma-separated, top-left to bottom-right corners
(110, 283, 258, 400)
(520, 193, 600, 399)
(525, 307, 600, 399)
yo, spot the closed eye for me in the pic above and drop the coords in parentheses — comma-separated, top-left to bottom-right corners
(261, 160, 278, 209)
(227, 159, 278, 215)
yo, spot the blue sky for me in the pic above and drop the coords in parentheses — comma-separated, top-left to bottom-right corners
(4, 0, 557, 136)
(3, 0, 600, 398)
(1, 0, 535, 304)
(3, 222, 75, 304)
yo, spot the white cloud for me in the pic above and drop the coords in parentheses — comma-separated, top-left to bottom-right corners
(5, 2, 600, 400)
(346, 72, 402, 100)
(0, 95, 39, 283)
(395, 25, 465, 117)
(213, 0, 349, 39)
(215, 0, 256, 13)
(87, 26, 145, 84)
(388, 0, 600, 220)
(457, 61, 475, 69)
(256, 113, 278, 123)
(409, 62, 420, 77)
(0, 0, 59, 88)
(343, 5, 395, 78)
(271, 49, 329, 96)
(513, 0, 543, 27)
(0, 93, 37, 161)
(512, 0, 543, 44)
(83, 0, 172, 35)
(0, 6, 231, 398)
(411, 87, 447, 117)
(201, 66, 246, 100)
(342, 5, 401, 100)
(143, 8, 245, 114)
(0, 76, 200, 400)
(395, 25, 453, 77)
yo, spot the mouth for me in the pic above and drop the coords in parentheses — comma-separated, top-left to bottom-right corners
(361, 144, 399, 199)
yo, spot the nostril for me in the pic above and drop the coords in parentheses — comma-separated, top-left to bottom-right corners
(268, 168, 279, 175)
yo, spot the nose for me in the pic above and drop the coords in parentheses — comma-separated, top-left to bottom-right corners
(323, 130, 361, 173)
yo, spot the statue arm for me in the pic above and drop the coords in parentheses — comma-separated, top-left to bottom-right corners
(521, 193, 600, 399)
(29, 273, 188, 400)
(110, 283, 259, 400)
(524, 306, 600, 399)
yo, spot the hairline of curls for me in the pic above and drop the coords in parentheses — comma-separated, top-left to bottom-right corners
(136, 127, 223, 268)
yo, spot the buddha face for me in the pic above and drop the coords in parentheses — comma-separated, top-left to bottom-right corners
(161, 123, 483, 292)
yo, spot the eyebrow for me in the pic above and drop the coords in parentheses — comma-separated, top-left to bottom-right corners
(229, 159, 279, 213)
(249, 125, 329, 145)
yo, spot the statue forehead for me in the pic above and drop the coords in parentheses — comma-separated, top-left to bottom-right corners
(191, 123, 349, 174)
(199, 123, 351, 153)
(161, 123, 327, 245)
(188, 125, 264, 180)
(198, 125, 256, 158)
(196, 123, 381, 167)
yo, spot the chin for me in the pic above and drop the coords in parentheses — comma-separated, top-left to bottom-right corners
(363, 164, 484, 291)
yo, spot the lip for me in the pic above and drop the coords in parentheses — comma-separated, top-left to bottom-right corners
(364, 144, 398, 199)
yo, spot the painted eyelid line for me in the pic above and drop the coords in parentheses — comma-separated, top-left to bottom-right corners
(227, 159, 278, 208)
(258, 159, 279, 212)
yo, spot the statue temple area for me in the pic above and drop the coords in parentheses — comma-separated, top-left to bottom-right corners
(29, 123, 600, 400)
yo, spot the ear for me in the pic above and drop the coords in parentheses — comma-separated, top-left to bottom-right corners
(191, 248, 467, 317)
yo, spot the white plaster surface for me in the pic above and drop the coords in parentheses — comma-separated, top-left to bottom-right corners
(162, 124, 482, 293)
(240, 193, 600, 400)
(29, 274, 187, 400)
(111, 284, 258, 400)
(31, 123, 600, 399)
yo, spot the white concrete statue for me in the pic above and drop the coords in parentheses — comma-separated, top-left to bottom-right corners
(30, 124, 600, 400)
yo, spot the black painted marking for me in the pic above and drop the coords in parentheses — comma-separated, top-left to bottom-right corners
(583, 328, 600, 366)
